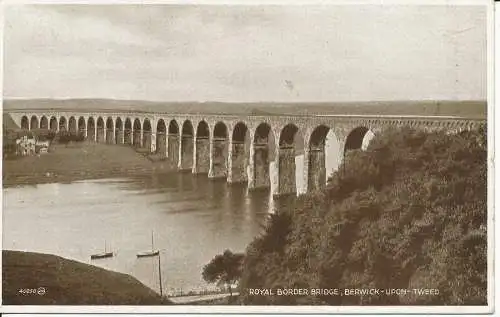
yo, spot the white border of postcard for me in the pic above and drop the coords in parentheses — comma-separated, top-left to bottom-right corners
(0, 0, 495, 315)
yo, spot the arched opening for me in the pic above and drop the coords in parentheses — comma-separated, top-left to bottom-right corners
(20, 116, 29, 130)
(78, 117, 86, 138)
(87, 117, 96, 141)
(142, 119, 152, 151)
(168, 120, 179, 165)
(211, 122, 228, 178)
(278, 123, 304, 196)
(345, 126, 376, 152)
(194, 121, 210, 174)
(115, 118, 123, 144)
(133, 118, 142, 147)
(308, 125, 342, 192)
(156, 119, 167, 157)
(96, 117, 105, 143)
(50, 116, 58, 131)
(30, 116, 39, 130)
(68, 116, 77, 134)
(40, 116, 48, 129)
(59, 116, 67, 131)
(106, 117, 114, 144)
(124, 118, 132, 145)
(252, 123, 276, 190)
(343, 126, 376, 171)
(180, 120, 194, 170)
(230, 122, 250, 183)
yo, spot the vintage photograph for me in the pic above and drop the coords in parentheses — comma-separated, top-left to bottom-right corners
(2, 1, 489, 311)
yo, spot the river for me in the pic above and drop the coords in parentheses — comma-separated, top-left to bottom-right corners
(3, 172, 282, 295)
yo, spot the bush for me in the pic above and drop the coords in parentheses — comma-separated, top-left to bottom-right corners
(239, 126, 487, 305)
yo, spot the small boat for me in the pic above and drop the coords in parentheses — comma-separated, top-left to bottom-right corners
(91, 241, 114, 260)
(137, 231, 160, 258)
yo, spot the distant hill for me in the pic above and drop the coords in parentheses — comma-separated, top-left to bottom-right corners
(3, 99, 487, 118)
(3, 250, 172, 305)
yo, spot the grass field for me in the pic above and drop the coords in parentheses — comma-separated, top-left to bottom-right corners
(3, 142, 174, 187)
(3, 250, 172, 305)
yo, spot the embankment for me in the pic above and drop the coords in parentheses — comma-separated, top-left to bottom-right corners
(3, 142, 174, 186)
(3, 250, 172, 305)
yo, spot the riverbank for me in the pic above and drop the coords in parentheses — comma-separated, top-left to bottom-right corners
(3, 142, 175, 187)
(3, 250, 172, 305)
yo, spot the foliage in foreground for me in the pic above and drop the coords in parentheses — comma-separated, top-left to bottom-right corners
(239, 126, 487, 305)
(203, 249, 245, 297)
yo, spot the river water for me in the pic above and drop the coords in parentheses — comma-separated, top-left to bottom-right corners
(3, 172, 282, 295)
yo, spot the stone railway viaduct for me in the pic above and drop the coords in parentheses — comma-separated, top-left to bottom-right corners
(11, 110, 485, 197)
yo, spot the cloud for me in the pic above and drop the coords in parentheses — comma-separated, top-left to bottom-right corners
(3, 4, 487, 102)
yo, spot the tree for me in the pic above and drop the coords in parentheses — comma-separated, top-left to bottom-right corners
(202, 250, 244, 297)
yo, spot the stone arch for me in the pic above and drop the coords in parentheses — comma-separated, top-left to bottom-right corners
(40, 116, 48, 129)
(308, 125, 342, 192)
(251, 122, 276, 190)
(87, 117, 96, 141)
(59, 116, 67, 131)
(345, 126, 375, 152)
(106, 117, 114, 144)
(78, 116, 86, 137)
(133, 118, 142, 147)
(194, 120, 210, 174)
(124, 118, 132, 145)
(96, 117, 105, 143)
(21, 116, 29, 130)
(156, 119, 167, 156)
(142, 118, 152, 152)
(50, 116, 58, 131)
(180, 120, 194, 170)
(115, 117, 123, 144)
(211, 121, 229, 178)
(230, 121, 251, 183)
(30, 115, 39, 130)
(68, 116, 77, 133)
(277, 123, 304, 196)
(168, 120, 179, 165)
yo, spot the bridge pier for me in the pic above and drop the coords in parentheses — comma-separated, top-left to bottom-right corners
(115, 129, 124, 145)
(143, 131, 152, 152)
(156, 132, 167, 157)
(179, 134, 194, 170)
(307, 147, 326, 192)
(249, 143, 270, 190)
(208, 137, 228, 179)
(168, 134, 179, 167)
(277, 146, 296, 196)
(193, 136, 209, 174)
(133, 129, 142, 147)
(228, 140, 248, 184)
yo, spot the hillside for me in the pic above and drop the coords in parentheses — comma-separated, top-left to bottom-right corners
(3, 250, 172, 305)
(239, 125, 487, 305)
(3, 99, 487, 118)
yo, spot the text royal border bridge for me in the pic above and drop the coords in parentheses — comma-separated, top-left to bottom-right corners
(12, 109, 485, 197)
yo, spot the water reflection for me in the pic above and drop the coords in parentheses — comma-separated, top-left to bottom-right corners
(3, 172, 285, 293)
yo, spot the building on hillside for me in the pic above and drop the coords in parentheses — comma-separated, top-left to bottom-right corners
(36, 140, 50, 154)
(16, 135, 36, 156)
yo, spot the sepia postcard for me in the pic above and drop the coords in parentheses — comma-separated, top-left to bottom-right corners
(0, 0, 494, 315)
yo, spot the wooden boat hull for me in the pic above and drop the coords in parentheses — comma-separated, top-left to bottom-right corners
(91, 252, 114, 260)
(136, 250, 159, 258)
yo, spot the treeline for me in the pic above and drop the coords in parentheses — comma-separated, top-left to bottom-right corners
(238, 125, 487, 305)
(3, 128, 86, 156)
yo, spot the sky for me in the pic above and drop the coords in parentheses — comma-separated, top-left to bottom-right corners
(3, 4, 487, 102)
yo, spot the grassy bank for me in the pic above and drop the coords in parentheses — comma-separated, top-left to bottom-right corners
(3, 250, 172, 305)
(3, 142, 175, 186)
